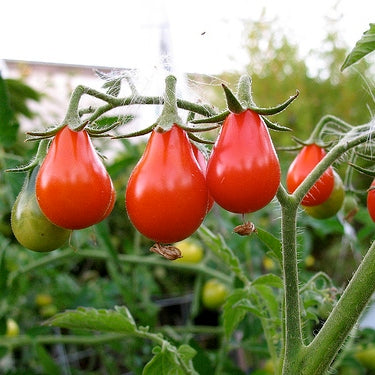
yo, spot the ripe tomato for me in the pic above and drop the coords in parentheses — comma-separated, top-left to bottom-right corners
(286, 144, 334, 206)
(206, 109, 280, 214)
(174, 239, 204, 263)
(36, 126, 115, 230)
(125, 125, 209, 244)
(202, 279, 230, 310)
(367, 180, 375, 222)
(303, 171, 344, 219)
(11, 166, 72, 252)
(191, 143, 214, 212)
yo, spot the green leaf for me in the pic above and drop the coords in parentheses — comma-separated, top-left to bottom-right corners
(0, 73, 19, 147)
(143, 344, 184, 375)
(177, 344, 197, 362)
(222, 289, 251, 338)
(341, 23, 375, 70)
(35, 344, 61, 374)
(233, 298, 267, 319)
(0, 245, 9, 292)
(255, 228, 282, 263)
(45, 306, 136, 334)
(252, 274, 283, 289)
(253, 284, 280, 318)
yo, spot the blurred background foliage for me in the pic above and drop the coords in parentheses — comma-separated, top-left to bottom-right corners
(1, 14, 375, 375)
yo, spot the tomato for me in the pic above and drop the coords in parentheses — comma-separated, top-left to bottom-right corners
(6, 318, 20, 337)
(125, 125, 209, 244)
(174, 239, 204, 263)
(36, 126, 115, 229)
(202, 279, 230, 310)
(11, 166, 72, 252)
(206, 109, 280, 214)
(342, 193, 359, 222)
(355, 347, 375, 370)
(286, 144, 334, 206)
(303, 171, 344, 219)
(367, 179, 375, 222)
(191, 143, 214, 212)
(35, 293, 53, 307)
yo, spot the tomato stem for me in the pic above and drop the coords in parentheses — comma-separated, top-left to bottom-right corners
(155, 75, 183, 132)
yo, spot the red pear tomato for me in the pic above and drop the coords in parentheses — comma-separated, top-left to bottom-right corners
(367, 179, 375, 222)
(125, 125, 209, 244)
(36, 126, 115, 230)
(286, 144, 334, 206)
(206, 109, 280, 214)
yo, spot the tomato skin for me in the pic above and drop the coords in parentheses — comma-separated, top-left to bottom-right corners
(206, 109, 280, 214)
(191, 144, 214, 212)
(36, 126, 115, 230)
(286, 144, 334, 206)
(11, 166, 72, 252)
(174, 239, 204, 263)
(125, 125, 209, 244)
(303, 171, 344, 219)
(367, 179, 375, 222)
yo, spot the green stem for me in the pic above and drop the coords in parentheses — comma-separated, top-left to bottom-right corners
(300, 240, 375, 374)
(278, 188, 303, 372)
(8, 247, 232, 287)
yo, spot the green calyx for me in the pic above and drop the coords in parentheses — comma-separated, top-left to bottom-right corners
(192, 74, 298, 132)
(154, 75, 183, 133)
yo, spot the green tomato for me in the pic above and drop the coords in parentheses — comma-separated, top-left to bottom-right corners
(354, 347, 375, 370)
(303, 171, 344, 219)
(202, 279, 229, 310)
(174, 239, 204, 263)
(6, 318, 20, 337)
(11, 166, 72, 252)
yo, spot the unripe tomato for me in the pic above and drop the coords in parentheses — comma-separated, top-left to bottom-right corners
(206, 110, 280, 214)
(35, 293, 53, 307)
(36, 126, 115, 230)
(367, 180, 375, 222)
(6, 318, 20, 337)
(342, 193, 359, 221)
(355, 347, 375, 370)
(11, 166, 71, 252)
(286, 144, 334, 206)
(303, 171, 344, 219)
(202, 279, 230, 310)
(126, 125, 209, 244)
(174, 239, 204, 263)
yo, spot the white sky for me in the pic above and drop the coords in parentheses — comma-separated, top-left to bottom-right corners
(1, 0, 374, 74)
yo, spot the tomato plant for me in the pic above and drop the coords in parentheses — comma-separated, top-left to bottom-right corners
(11, 166, 72, 252)
(206, 109, 280, 214)
(125, 125, 209, 244)
(303, 170, 344, 219)
(286, 144, 335, 206)
(36, 126, 115, 230)
(201, 278, 230, 310)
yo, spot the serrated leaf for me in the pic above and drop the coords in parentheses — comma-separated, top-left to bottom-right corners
(252, 274, 283, 289)
(222, 289, 250, 337)
(143, 345, 184, 375)
(255, 228, 282, 263)
(342, 23, 375, 70)
(253, 284, 280, 318)
(177, 344, 197, 362)
(233, 298, 267, 319)
(46, 306, 136, 334)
